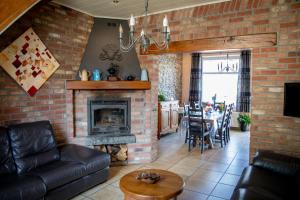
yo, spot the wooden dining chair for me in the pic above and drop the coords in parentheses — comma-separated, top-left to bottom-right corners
(215, 105, 228, 148)
(225, 103, 234, 142)
(187, 107, 210, 153)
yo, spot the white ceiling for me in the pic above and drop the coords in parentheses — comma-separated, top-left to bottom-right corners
(52, 0, 230, 19)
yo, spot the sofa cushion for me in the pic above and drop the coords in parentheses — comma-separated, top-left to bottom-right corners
(238, 166, 294, 199)
(29, 160, 85, 190)
(0, 174, 46, 200)
(0, 127, 16, 175)
(253, 150, 300, 176)
(231, 188, 283, 200)
(8, 121, 60, 174)
(59, 144, 110, 175)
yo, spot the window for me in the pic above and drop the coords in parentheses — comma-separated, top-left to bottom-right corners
(202, 53, 240, 106)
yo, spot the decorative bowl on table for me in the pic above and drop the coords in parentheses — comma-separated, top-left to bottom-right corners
(136, 171, 160, 184)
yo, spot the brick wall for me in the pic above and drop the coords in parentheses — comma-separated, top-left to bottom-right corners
(0, 2, 159, 163)
(0, 2, 93, 143)
(135, 0, 300, 158)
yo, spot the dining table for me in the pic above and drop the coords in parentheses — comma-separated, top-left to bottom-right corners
(204, 111, 224, 148)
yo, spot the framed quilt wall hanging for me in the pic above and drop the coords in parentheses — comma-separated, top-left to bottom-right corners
(0, 28, 60, 96)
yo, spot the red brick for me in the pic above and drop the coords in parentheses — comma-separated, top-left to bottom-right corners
(279, 58, 297, 63)
(261, 47, 277, 52)
(288, 51, 300, 57)
(259, 70, 277, 75)
(288, 64, 300, 69)
(280, 22, 298, 28)
(278, 70, 297, 74)
(237, 11, 252, 16)
(253, 19, 269, 25)
(291, 3, 300, 9)
(229, 17, 244, 23)
(254, 8, 270, 14)
(207, 25, 220, 30)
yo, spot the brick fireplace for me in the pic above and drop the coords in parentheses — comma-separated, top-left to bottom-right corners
(65, 88, 158, 163)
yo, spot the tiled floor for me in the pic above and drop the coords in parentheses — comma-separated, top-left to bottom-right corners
(72, 130, 250, 200)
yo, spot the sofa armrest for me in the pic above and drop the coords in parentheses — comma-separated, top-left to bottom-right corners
(253, 150, 300, 176)
(59, 144, 110, 171)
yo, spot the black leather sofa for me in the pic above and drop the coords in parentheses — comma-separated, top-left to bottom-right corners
(0, 121, 110, 200)
(231, 150, 300, 200)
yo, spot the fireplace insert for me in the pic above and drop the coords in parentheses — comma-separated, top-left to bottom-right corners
(87, 97, 131, 135)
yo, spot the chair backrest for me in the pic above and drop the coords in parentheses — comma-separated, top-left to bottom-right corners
(220, 105, 228, 132)
(190, 101, 201, 109)
(188, 107, 204, 136)
(226, 103, 234, 127)
(184, 104, 190, 116)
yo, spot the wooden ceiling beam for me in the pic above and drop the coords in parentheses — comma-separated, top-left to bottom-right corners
(0, 0, 40, 35)
(140, 33, 277, 55)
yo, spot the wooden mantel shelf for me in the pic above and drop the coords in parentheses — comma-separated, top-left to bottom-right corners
(66, 80, 151, 90)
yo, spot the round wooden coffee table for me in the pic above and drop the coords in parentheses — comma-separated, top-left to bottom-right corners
(119, 169, 184, 200)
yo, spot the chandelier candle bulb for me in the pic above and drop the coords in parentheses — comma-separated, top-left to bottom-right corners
(119, 24, 123, 39)
(129, 15, 135, 26)
(163, 15, 168, 27)
(141, 29, 145, 36)
(119, 24, 123, 33)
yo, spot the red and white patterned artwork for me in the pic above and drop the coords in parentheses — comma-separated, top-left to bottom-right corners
(0, 28, 60, 96)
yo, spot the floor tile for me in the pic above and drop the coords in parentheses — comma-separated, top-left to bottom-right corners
(201, 161, 229, 173)
(211, 183, 235, 199)
(89, 185, 123, 200)
(192, 168, 224, 182)
(207, 196, 226, 200)
(219, 174, 240, 186)
(226, 165, 245, 176)
(185, 178, 217, 194)
(70, 195, 88, 200)
(169, 165, 198, 177)
(177, 189, 208, 200)
(81, 182, 109, 196)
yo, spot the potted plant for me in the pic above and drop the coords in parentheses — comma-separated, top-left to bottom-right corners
(237, 113, 251, 132)
(158, 93, 166, 102)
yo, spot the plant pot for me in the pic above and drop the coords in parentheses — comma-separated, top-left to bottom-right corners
(240, 122, 248, 132)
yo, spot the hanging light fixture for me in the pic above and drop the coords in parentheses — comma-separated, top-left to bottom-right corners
(119, 0, 170, 53)
(218, 53, 239, 72)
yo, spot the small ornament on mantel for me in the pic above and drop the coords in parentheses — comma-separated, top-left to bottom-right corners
(107, 63, 120, 81)
(141, 67, 148, 81)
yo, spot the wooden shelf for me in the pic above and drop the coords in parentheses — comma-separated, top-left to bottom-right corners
(66, 80, 151, 90)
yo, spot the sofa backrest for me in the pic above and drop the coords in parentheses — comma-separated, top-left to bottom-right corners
(8, 121, 60, 174)
(0, 127, 16, 175)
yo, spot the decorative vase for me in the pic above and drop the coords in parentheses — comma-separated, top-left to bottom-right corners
(79, 69, 90, 81)
(141, 69, 148, 81)
(92, 69, 101, 81)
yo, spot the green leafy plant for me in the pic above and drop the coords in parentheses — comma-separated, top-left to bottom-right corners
(158, 93, 166, 102)
(237, 113, 251, 125)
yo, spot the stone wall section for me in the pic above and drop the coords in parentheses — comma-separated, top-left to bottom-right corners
(158, 54, 183, 101)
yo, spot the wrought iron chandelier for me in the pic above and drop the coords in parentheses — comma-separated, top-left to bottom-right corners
(217, 53, 239, 72)
(119, 0, 170, 53)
